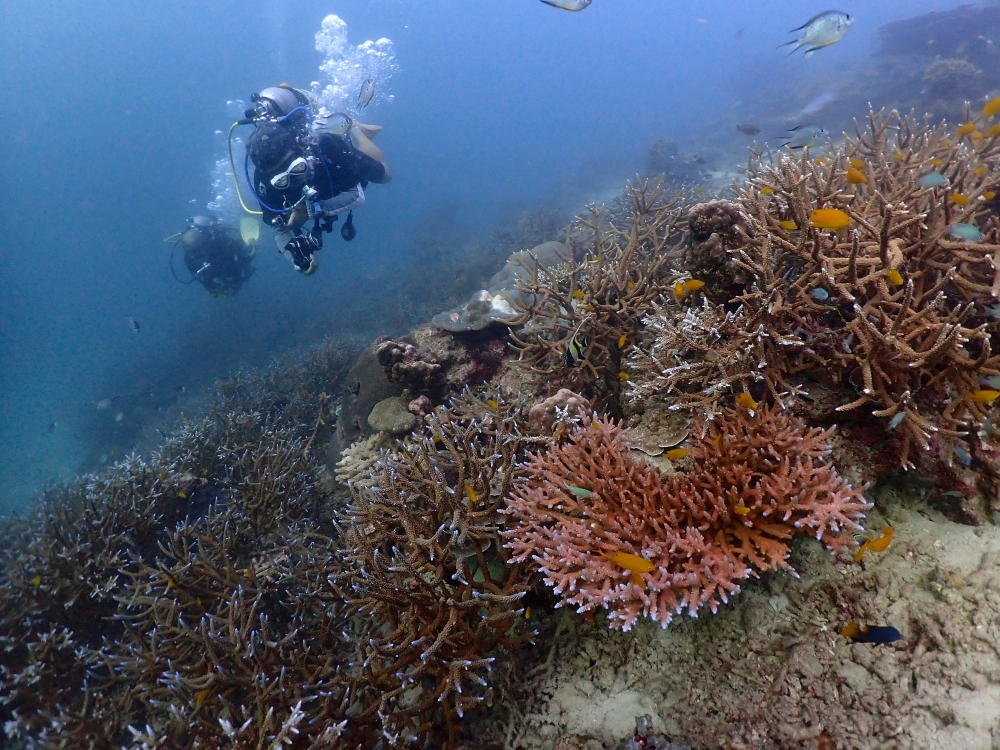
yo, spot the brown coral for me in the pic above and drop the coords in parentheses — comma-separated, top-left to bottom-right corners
(503, 407, 868, 631)
(633, 108, 1000, 469)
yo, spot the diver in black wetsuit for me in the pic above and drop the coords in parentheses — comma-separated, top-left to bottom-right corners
(243, 85, 391, 275)
(176, 216, 255, 297)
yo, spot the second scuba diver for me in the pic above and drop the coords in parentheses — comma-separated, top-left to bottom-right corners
(174, 215, 256, 297)
(242, 85, 391, 275)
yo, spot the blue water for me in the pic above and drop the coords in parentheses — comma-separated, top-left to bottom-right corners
(0, 0, 966, 513)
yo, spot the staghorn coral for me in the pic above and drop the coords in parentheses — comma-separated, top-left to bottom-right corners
(503, 407, 868, 631)
(632, 108, 1000, 468)
(508, 179, 692, 411)
(338, 395, 537, 747)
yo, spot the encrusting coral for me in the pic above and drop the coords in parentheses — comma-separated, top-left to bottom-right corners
(503, 406, 869, 631)
(633, 107, 1000, 469)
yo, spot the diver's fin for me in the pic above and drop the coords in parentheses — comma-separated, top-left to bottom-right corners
(350, 121, 383, 140)
(349, 125, 392, 182)
(239, 217, 260, 246)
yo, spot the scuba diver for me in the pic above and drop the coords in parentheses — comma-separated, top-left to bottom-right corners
(235, 84, 391, 275)
(171, 215, 256, 297)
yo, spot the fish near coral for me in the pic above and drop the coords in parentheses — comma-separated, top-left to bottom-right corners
(735, 393, 758, 410)
(956, 122, 977, 138)
(845, 167, 867, 184)
(970, 389, 1000, 404)
(919, 172, 948, 188)
(736, 124, 761, 136)
(949, 223, 983, 241)
(810, 208, 851, 230)
(781, 124, 827, 150)
(600, 549, 654, 589)
(985, 96, 1000, 119)
(780, 220, 799, 231)
(854, 525, 893, 562)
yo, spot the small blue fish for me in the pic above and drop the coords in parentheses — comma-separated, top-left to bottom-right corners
(980, 375, 1000, 390)
(983, 303, 1000, 321)
(949, 223, 983, 242)
(127, 316, 140, 334)
(565, 484, 593, 499)
(953, 445, 972, 466)
(918, 172, 948, 188)
(888, 411, 906, 430)
(985, 417, 996, 439)
(842, 624, 903, 644)
(809, 287, 830, 301)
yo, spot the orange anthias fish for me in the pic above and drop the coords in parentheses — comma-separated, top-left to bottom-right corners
(845, 167, 867, 184)
(854, 525, 893, 562)
(810, 208, 852, 230)
(970, 390, 1000, 404)
(956, 122, 977, 138)
(600, 550, 655, 589)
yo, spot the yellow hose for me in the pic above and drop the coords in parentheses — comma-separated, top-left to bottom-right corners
(228, 121, 263, 216)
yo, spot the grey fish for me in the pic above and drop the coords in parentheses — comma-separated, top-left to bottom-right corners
(324, 112, 352, 136)
(127, 316, 140, 334)
(539, 0, 592, 10)
(358, 79, 374, 109)
(780, 11, 854, 59)
(781, 124, 827, 150)
(736, 124, 761, 136)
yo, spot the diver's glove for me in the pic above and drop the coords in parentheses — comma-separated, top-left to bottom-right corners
(284, 236, 320, 275)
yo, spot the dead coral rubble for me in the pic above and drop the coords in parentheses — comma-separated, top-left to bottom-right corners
(633, 108, 1000, 469)
(503, 407, 869, 631)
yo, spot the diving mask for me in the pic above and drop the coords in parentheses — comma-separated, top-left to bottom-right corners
(270, 157, 309, 190)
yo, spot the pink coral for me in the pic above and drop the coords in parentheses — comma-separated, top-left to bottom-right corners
(503, 407, 869, 630)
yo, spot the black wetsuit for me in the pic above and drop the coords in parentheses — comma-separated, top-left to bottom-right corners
(183, 229, 255, 297)
(253, 132, 386, 227)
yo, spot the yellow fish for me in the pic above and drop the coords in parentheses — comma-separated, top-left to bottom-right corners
(736, 393, 758, 410)
(32, 575, 42, 588)
(956, 122, 977, 137)
(707, 435, 722, 447)
(810, 208, 851, 230)
(988, 124, 1000, 138)
(465, 484, 478, 504)
(779, 220, 798, 231)
(487, 398, 499, 410)
(975, 166, 988, 176)
(970, 390, 1000, 404)
(524, 606, 531, 620)
(734, 505, 751, 515)
(854, 525, 893, 562)
(893, 152, 906, 161)
(572, 289, 586, 300)
(618, 333, 628, 349)
(665, 448, 688, 461)
(673, 282, 685, 301)
(885, 269, 904, 286)
(949, 193, 970, 206)
(703, 350, 720, 363)
(849, 157, 865, 169)
(845, 167, 867, 184)
(600, 549, 654, 588)
(760, 186, 774, 195)
(814, 157, 829, 165)
(984, 96, 1000, 118)
(178, 491, 188, 499)
(196, 689, 210, 708)
(618, 371, 630, 381)
(985, 192, 997, 201)
(683, 279, 705, 293)
(930, 158, 943, 167)
(626, 280, 635, 291)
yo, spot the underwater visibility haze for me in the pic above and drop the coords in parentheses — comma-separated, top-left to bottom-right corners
(4, 0, 1000, 747)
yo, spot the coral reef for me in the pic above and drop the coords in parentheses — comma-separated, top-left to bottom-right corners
(634, 109, 1000, 471)
(509, 179, 692, 411)
(527, 388, 592, 436)
(338, 395, 535, 745)
(503, 406, 868, 631)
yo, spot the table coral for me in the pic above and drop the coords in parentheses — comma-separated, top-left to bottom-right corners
(503, 407, 868, 631)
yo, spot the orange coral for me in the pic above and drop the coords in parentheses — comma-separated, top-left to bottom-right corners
(503, 407, 869, 630)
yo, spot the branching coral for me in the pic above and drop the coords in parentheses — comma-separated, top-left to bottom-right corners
(503, 407, 868, 631)
(339, 395, 537, 746)
(632, 108, 1000, 468)
(508, 179, 693, 410)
